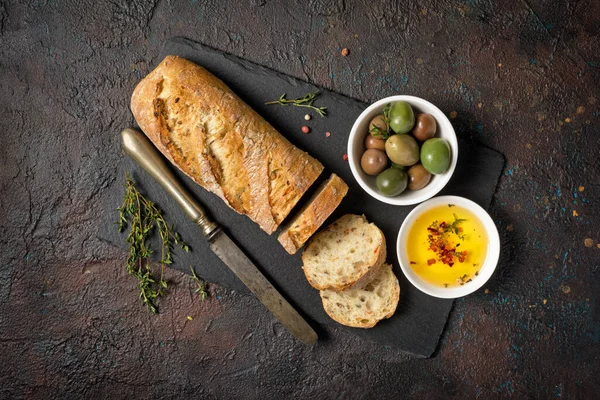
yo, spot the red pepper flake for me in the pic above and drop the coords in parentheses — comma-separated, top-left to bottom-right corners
(325, 131, 331, 137)
(426, 216, 468, 267)
(301, 126, 310, 134)
(342, 153, 348, 161)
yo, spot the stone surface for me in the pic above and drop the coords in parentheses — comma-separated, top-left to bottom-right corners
(0, 0, 598, 398)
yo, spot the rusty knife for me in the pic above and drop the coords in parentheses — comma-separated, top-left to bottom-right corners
(121, 128, 317, 345)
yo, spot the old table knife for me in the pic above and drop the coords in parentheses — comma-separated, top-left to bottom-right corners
(121, 128, 317, 345)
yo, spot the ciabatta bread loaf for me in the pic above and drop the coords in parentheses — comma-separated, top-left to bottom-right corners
(320, 263, 399, 328)
(302, 214, 386, 291)
(278, 174, 348, 254)
(131, 56, 324, 234)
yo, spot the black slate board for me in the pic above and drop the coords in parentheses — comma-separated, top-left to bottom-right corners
(100, 37, 504, 357)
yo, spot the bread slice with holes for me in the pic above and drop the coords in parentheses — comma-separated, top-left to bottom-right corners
(320, 263, 400, 328)
(302, 214, 386, 291)
(278, 174, 349, 254)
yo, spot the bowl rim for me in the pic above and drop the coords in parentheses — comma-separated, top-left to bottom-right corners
(396, 195, 500, 299)
(347, 95, 458, 206)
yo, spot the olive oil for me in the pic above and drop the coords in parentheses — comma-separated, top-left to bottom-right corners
(406, 204, 489, 288)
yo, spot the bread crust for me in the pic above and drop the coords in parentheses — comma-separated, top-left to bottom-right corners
(130, 56, 323, 234)
(278, 174, 348, 254)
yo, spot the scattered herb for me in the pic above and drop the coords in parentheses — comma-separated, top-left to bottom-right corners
(265, 91, 327, 117)
(448, 204, 455, 208)
(370, 103, 392, 139)
(118, 174, 190, 313)
(189, 266, 209, 300)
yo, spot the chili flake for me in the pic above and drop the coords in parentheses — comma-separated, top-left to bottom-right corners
(426, 214, 468, 267)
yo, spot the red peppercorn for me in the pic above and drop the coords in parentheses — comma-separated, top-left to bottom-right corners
(302, 126, 310, 134)
(342, 153, 348, 161)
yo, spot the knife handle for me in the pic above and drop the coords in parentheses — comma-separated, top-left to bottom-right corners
(121, 128, 219, 237)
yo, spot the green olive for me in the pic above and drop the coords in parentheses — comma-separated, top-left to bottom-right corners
(421, 138, 451, 175)
(364, 134, 386, 150)
(388, 101, 415, 134)
(407, 164, 432, 190)
(376, 167, 408, 196)
(361, 149, 388, 175)
(385, 134, 420, 166)
(368, 114, 388, 135)
(412, 113, 437, 142)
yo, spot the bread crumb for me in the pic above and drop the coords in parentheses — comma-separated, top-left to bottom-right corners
(484, 289, 489, 294)
(572, 210, 578, 217)
(449, 111, 457, 119)
(543, 299, 547, 305)
(341, 48, 349, 56)
(579, 186, 585, 192)
(584, 238, 594, 247)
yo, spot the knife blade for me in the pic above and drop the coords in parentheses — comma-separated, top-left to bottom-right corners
(121, 128, 317, 345)
(209, 229, 317, 344)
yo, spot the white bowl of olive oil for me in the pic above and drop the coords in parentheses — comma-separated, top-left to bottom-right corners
(397, 195, 500, 298)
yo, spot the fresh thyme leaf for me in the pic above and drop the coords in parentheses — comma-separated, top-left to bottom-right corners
(369, 103, 393, 139)
(118, 174, 190, 314)
(189, 266, 209, 301)
(265, 90, 328, 117)
(446, 213, 467, 240)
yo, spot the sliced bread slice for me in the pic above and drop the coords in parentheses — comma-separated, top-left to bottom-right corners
(302, 214, 386, 291)
(320, 263, 400, 328)
(278, 174, 349, 254)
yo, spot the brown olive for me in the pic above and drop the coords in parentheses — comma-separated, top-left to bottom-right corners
(407, 164, 432, 190)
(361, 149, 388, 176)
(368, 114, 388, 135)
(364, 134, 386, 150)
(412, 113, 437, 142)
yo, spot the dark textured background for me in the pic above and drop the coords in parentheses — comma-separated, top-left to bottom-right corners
(1, 0, 599, 398)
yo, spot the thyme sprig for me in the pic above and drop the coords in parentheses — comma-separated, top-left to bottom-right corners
(189, 266, 209, 300)
(265, 90, 327, 117)
(450, 213, 467, 240)
(370, 103, 393, 139)
(118, 175, 190, 313)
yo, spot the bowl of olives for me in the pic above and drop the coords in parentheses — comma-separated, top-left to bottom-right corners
(347, 96, 458, 205)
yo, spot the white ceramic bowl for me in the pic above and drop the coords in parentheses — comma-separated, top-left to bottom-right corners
(397, 195, 500, 299)
(348, 96, 458, 205)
